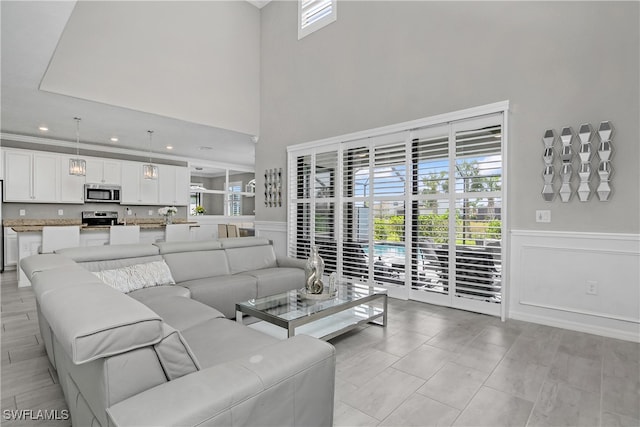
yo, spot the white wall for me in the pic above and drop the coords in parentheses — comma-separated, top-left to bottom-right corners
(41, 1, 261, 136)
(257, 1, 640, 340)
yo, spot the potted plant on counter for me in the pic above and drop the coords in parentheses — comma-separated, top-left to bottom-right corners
(158, 206, 178, 225)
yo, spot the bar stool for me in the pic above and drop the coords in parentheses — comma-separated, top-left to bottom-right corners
(164, 224, 191, 242)
(40, 226, 80, 253)
(109, 225, 140, 245)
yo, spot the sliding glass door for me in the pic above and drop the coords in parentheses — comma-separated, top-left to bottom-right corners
(288, 111, 505, 316)
(409, 116, 503, 316)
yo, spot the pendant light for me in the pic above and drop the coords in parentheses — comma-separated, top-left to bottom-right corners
(143, 130, 158, 180)
(69, 117, 86, 176)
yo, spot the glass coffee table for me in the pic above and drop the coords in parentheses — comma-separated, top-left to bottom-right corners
(235, 282, 387, 341)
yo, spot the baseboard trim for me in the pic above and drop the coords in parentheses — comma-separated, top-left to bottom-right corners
(510, 310, 640, 343)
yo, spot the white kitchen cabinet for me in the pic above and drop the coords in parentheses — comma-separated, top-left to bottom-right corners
(3, 227, 18, 268)
(158, 165, 189, 206)
(59, 155, 86, 203)
(86, 158, 121, 185)
(4, 149, 59, 202)
(121, 162, 159, 205)
(16, 231, 42, 287)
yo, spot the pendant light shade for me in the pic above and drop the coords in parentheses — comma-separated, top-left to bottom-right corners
(69, 117, 86, 176)
(143, 130, 158, 180)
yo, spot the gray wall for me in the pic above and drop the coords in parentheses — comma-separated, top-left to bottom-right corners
(257, 1, 639, 233)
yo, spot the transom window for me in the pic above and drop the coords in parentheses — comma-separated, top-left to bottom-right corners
(298, 0, 337, 39)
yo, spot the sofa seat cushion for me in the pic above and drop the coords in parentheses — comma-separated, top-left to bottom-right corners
(128, 285, 191, 304)
(180, 275, 258, 319)
(140, 296, 224, 332)
(180, 318, 278, 368)
(244, 268, 305, 298)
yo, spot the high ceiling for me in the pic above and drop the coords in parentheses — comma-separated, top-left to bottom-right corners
(0, 1, 260, 170)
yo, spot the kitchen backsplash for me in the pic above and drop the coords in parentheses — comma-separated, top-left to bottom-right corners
(1, 203, 187, 221)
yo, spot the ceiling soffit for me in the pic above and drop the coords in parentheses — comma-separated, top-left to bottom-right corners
(40, 1, 261, 137)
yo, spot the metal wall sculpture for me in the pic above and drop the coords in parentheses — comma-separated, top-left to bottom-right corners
(577, 123, 594, 201)
(541, 121, 613, 202)
(559, 127, 574, 202)
(597, 121, 614, 201)
(264, 168, 283, 207)
(542, 129, 556, 202)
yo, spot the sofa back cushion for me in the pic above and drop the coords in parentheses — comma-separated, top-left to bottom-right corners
(154, 240, 222, 254)
(78, 255, 164, 273)
(32, 266, 164, 364)
(55, 244, 159, 262)
(225, 245, 278, 274)
(163, 250, 230, 283)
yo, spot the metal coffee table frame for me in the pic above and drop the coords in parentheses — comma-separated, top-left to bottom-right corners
(235, 283, 388, 341)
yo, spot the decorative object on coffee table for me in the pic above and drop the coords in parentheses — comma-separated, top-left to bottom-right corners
(305, 245, 325, 294)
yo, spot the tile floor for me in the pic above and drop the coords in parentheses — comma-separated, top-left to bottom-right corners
(1, 269, 639, 426)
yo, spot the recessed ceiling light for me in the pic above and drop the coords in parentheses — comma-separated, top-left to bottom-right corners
(166, 145, 173, 150)
(38, 126, 49, 132)
(110, 137, 119, 142)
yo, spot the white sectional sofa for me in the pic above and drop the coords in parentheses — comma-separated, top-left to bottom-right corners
(21, 237, 335, 427)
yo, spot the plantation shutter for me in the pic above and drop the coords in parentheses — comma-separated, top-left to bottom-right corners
(410, 128, 451, 296)
(453, 124, 502, 303)
(341, 144, 370, 282)
(315, 150, 338, 273)
(289, 154, 312, 260)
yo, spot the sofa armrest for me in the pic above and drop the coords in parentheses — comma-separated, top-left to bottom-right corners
(276, 256, 307, 270)
(107, 335, 335, 427)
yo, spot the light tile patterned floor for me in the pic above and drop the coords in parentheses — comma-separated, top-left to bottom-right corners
(2, 270, 639, 426)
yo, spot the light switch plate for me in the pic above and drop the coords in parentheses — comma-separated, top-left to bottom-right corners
(19, 209, 26, 216)
(58, 209, 64, 216)
(536, 210, 551, 223)
(148, 210, 153, 216)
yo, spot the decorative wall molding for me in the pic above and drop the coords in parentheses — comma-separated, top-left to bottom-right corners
(509, 229, 640, 342)
(511, 229, 640, 241)
(254, 221, 287, 257)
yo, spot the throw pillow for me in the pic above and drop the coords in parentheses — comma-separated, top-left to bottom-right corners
(93, 260, 176, 293)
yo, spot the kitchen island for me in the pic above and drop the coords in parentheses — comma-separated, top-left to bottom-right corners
(3, 218, 198, 287)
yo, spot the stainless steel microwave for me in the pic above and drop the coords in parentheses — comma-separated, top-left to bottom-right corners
(84, 184, 121, 203)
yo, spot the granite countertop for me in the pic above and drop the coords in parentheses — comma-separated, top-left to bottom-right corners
(3, 218, 197, 233)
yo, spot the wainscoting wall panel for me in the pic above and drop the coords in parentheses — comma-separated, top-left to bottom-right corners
(262, 223, 639, 341)
(510, 230, 640, 342)
(255, 221, 288, 258)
